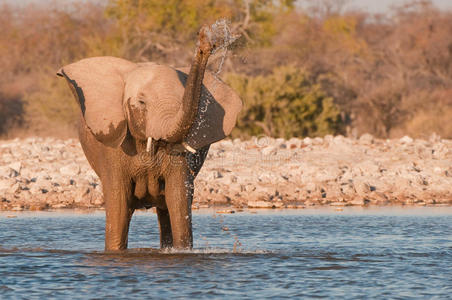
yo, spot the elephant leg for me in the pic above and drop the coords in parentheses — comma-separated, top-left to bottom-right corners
(165, 163, 193, 249)
(157, 207, 173, 248)
(103, 182, 134, 251)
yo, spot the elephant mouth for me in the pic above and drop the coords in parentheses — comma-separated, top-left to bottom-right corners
(145, 137, 196, 154)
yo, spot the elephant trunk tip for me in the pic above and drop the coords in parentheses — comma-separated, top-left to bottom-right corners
(199, 19, 240, 55)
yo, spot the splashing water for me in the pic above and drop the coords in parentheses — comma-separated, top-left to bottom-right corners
(157, 247, 268, 255)
(207, 19, 240, 81)
(186, 18, 240, 136)
(215, 48, 228, 77)
(213, 212, 244, 253)
(209, 18, 240, 55)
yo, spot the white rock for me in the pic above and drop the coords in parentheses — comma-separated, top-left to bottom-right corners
(0, 166, 10, 178)
(415, 175, 428, 186)
(305, 182, 316, 192)
(392, 177, 411, 191)
(285, 139, 300, 149)
(2, 153, 13, 163)
(261, 146, 277, 156)
(51, 175, 66, 187)
(59, 164, 80, 176)
(0, 178, 15, 192)
(218, 140, 234, 149)
(445, 168, 452, 177)
(314, 168, 341, 182)
(93, 196, 104, 206)
(432, 144, 449, 159)
(354, 161, 380, 175)
(350, 197, 366, 206)
(340, 183, 355, 195)
(324, 135, 334, 143)
(213, 170, 223, 179)
(259, 185, 277, 196)
(400, 136, 413, 144)
(333, 135, 346, 144)
(275, 138, 285, 146)
(429, 132, 440, 143)
(258, 172, 279, 182)
(359, 133, 374, 145)
(254, 136, 273, 148)
(220, 174, 237, 185)
(247, 200, 274, 208)
(313, 137, 323, 145)
(8, 162, 21, 175)
(273, 201, 285, 208)
(85, 169, 99, 181)
(8, 182, 20, 194)
(35, 177, 52, 189)
(74, 188, 90, 203)
(352, 178, 371, 196)
(35, 171, 51, 180)
(244, 184, 256, 192)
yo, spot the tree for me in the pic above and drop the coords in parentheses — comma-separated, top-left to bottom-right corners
(104, 0, 295, 62)
(226, 65, 342, 138)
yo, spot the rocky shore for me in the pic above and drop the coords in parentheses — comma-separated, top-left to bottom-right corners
(1, 134, 451, 211)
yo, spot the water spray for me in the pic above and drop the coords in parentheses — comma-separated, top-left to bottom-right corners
(205, 19, 241, 90)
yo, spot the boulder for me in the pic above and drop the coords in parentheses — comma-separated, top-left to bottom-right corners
(324, 135, 334, 144)
(359, 133, 374, 145)
(313, 137, 324, 145)
(261, 146, 277, 156)
(247, 200, 274, 208)
(399, 136, 413, 144)
(59, 164, 80, 176)
(352, 177, 372, 196)
(303, 137, 312, 145)
(8, 162, 22, 174)
(0, 178, 15, 192)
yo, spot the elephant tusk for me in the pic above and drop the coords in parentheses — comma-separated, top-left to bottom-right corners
(182, 142, 196, 154)
(146, 137, 153, 153)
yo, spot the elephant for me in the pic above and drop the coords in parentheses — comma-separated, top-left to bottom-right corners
(57, 24, 242, 251)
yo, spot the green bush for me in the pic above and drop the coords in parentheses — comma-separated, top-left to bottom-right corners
(225, 66, 342, 139)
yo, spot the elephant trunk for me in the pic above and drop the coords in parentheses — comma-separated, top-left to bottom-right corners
(164, 25, 214, 145)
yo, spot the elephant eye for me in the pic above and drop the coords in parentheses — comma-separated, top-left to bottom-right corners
(138, 100, 145, 106)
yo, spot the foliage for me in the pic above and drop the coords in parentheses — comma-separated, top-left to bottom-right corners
(226, 66, 342, 138)
(1, 0, 452, 139)
(104, 0, 295, 61)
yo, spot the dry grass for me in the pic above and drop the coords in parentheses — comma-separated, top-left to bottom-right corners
(0, 0, 451, 139)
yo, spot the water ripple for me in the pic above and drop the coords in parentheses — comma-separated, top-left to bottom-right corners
(0, 208, 451, 299)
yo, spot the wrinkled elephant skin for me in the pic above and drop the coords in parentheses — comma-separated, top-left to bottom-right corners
(57, 24, 242, 251)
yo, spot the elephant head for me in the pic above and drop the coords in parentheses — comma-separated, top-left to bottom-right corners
(57, 25, 242, 152)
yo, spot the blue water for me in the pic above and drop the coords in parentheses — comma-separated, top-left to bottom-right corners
(0, 207, 451, 299)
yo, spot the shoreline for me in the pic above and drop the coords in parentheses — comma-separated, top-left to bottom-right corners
(1, 135, 451, 211)
(1, 205, 452, 217)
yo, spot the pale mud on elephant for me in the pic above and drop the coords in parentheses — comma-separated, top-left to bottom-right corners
(57, 24, 242, 251)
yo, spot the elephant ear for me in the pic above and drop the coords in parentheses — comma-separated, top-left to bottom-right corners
(57, 57, 137, 148)
(176, 68, 242, 150)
